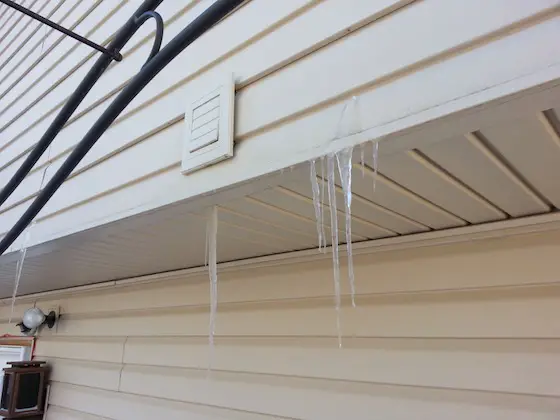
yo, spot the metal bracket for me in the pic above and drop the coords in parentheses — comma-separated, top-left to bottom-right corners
(0, 0, 123, 61)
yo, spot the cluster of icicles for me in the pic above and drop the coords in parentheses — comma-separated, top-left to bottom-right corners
(309, 142, 379, 347)
(9, 97, 377, 362)
(202, 142, 379, 357)
(201, 95, 379, 358)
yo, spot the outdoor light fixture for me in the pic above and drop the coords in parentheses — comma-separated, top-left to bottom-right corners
(16, 308, 56, 336)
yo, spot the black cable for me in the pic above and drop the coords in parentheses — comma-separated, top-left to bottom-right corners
(135, 11, 164, 67)
(0, 0, 244, 256)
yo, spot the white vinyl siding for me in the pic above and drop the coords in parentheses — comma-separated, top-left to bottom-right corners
(0, 0, 558, 251)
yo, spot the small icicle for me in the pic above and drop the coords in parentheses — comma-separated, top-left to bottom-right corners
(206, 206, 219, 368)
(360, 144, 366, 178)
(40, 24, 47, 53)
(204, 218, 209, 267)
(336, 147, 356, 308)
(372, 141, 379, 192)
(9, 225, 33, 324)
(326, 154, 342, 348)
(320, 156, 326, 252)
(40, 144, 53, 191)
(310, 160, 323, 251)
(335, 96, 362, 139)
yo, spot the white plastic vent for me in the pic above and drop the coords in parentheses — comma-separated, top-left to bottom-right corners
(181, 74, 234, 174)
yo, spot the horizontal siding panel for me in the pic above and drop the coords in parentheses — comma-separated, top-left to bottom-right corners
(236, 0, 559, 136)
(0, 6, 14, 30)
(119, 364, 560, 420)
(34, 231, 560, 316)
(35, 336, 125, 363)
(46, 405, 111, 420)
(48, 382, 286, 420)
(47, 358, 122, 391)
(124, 336, 560, 396)
(50, 285, 560, 338)
(0, 122, 182, 218)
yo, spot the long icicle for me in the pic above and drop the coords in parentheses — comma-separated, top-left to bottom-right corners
(336, 147, 356, 308)
(8, 149, 52, 325)
(9, 226, 32, 324)
(360, 143, 366, 178)
(326, 154, 342, 348)
(372, 141, 379, 192)
(310, 160, 323, 251)
(204, 217, 210, 267)
(320, 156, 326, 251)
(207, 206, 219, 368)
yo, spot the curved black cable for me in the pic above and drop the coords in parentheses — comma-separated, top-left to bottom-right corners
(134, 11, 164, 67)
(0, 0, 164, 212)
(0, 0, 244, 256)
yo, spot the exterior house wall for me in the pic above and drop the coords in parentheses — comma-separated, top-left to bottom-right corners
(0, 230, 559, 419)
(0, 0, 558, 252)
(1, 1, 560, 418)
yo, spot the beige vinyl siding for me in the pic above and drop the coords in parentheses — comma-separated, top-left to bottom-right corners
(0, 230, 559, 418)
(0, 0, 558, 252)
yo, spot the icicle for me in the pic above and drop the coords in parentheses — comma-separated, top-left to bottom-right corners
(204, 219, 209, 267)
(8, 145, 52, 325)
(336, 147, 356, 308)
(360, 144, 366, 178)
(40, 25, 47, 53)
(310, 160, 323, 251)
(372, 141, 379, 192)
(40, 144, 53, 191)
(9, 225, 33, 324)
(326, 154, 342, 347)
(335, 96, 362, 139)
(206, 206, 219, 367)
(320, 156, 326, 252)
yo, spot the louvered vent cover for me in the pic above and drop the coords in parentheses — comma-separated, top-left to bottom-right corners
(182, 74, 234, 174)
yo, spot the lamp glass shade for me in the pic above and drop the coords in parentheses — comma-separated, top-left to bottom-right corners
(22, 308, 46, 329)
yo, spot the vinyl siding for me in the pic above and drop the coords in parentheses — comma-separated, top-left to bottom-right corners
(1, 230, 560, 418)
(0, 0, 558, 251)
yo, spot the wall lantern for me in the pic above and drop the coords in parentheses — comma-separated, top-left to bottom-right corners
(16, 308, 56, 336)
